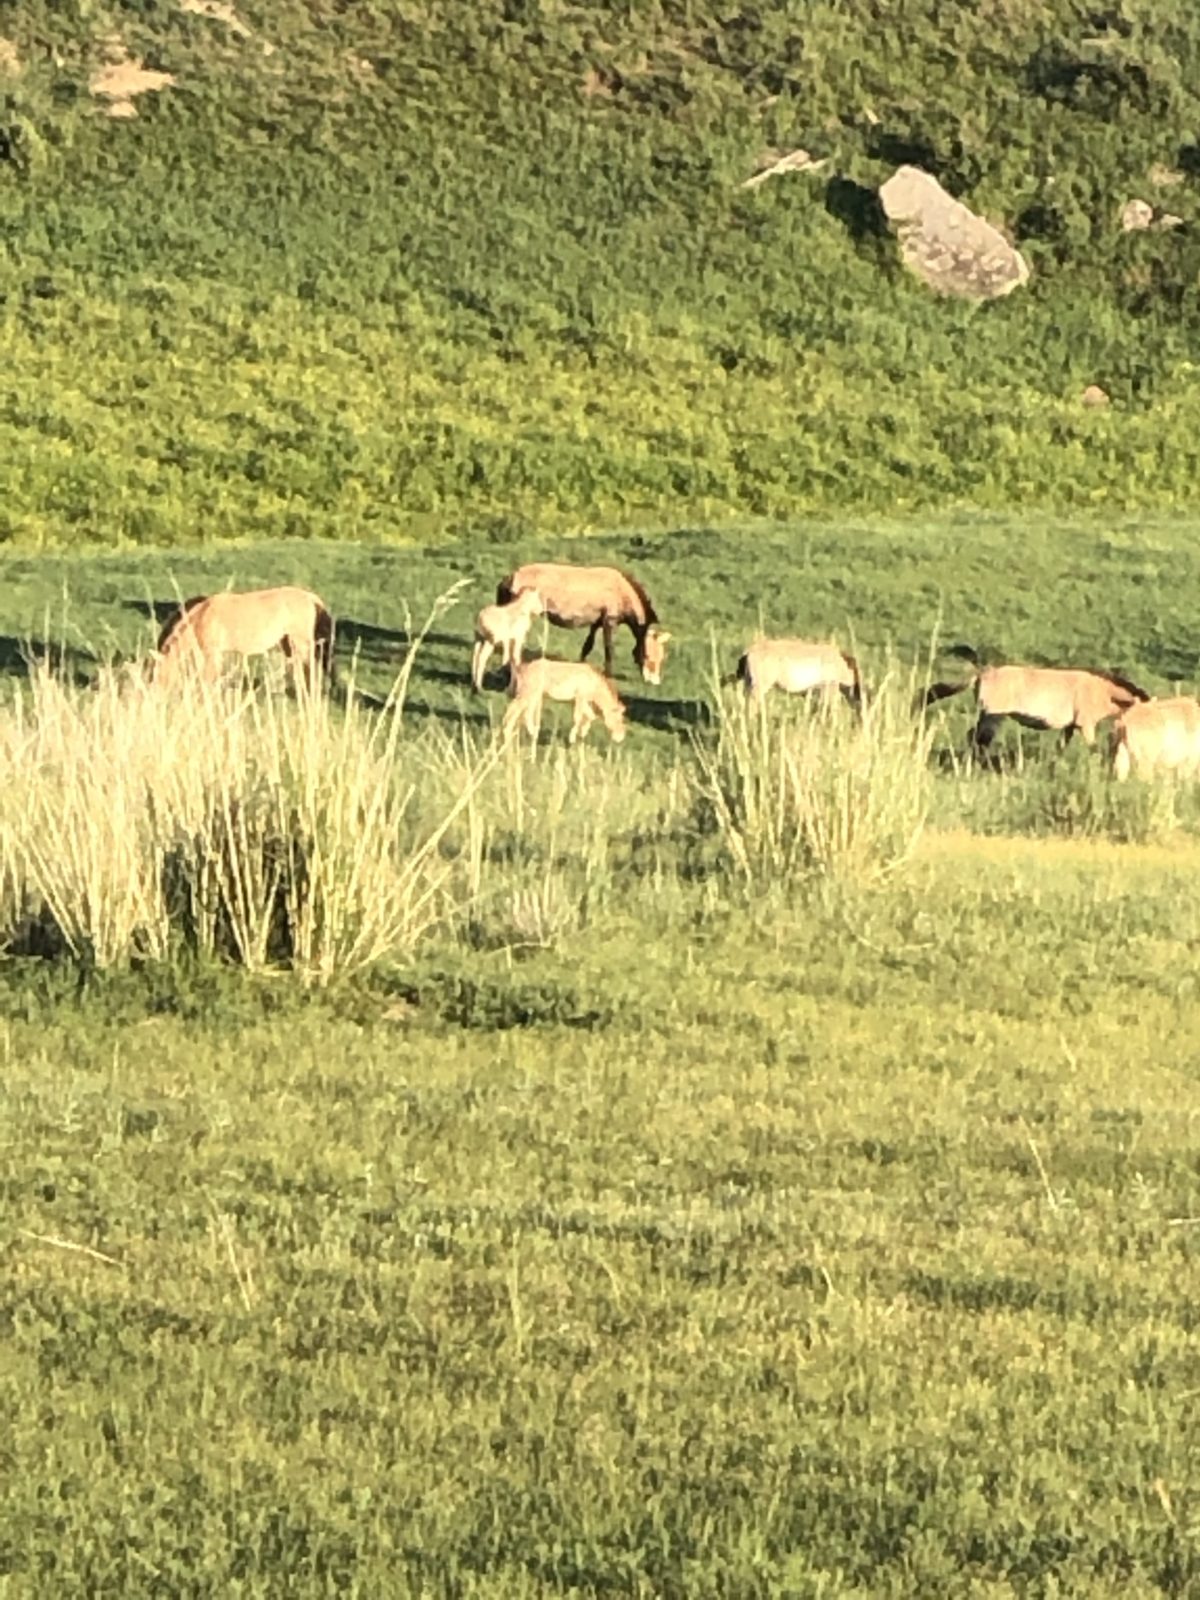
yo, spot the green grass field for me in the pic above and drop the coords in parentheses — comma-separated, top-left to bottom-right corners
(7, 0, 1200, 1587)
(4, 519, 1200, 1593)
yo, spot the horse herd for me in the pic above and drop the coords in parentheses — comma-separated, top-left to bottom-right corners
(148, 561, 1200, 780)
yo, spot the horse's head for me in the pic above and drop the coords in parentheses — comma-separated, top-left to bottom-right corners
(637, 627, 672, 686)
(603, 699, 628, 743)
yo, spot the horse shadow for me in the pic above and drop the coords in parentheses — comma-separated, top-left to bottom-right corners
(623, 693, 714, 739)
(0, 635, 96, 686)
(329, 619, 466, 664)
(402, 696, 495, 732)
(336, 618, 412, 662)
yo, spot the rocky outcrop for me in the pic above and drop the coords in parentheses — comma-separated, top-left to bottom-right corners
(1121, 198, 1154, 232)
(878, 165, 1030, 300)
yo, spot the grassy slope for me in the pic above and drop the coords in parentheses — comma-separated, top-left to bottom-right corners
(3, 2, 1200, 543)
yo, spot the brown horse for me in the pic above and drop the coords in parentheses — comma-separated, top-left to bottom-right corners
(503, 658, 628, 744)
(927, 650, 1149, 758)
(155, 586, 335, 687)
(735, 638, 862, 709)
(1112, 696, 1200, 780)
(497, 562, 670, 684)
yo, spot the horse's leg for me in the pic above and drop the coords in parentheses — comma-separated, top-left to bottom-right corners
(602, 619, 615, 677)
(278, 634, 296, 687)
(526, 697, 543, 741)
(472, 640, 490, 692)
(970, 713, 1000, 768)
(283, 633, 314, 692)
(570, 699, 594, 744)
(580, 622, 600, 662)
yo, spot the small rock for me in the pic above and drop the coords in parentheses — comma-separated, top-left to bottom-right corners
(878, 166, 1030, 300)
(1149, 163, 1185, 189)
(1157, 212, 1185, 231)
(1121, 198, 1154, 232)
(1081, 384, 1110, 408)
(741, 148, 828, 189)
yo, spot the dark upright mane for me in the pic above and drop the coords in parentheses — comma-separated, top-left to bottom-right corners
(1085, 668, 1150, 703)
(621, 569, 658, 626)
(156, 595, 207, 653)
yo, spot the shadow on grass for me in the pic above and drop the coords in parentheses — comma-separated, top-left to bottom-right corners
(624, 692, 714, 739)
(337, 619, 466, 660)
(0, 635, 96, 685)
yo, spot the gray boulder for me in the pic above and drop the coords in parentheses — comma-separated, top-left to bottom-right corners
(879, 165, 1030, 300)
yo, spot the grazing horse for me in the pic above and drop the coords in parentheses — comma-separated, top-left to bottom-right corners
(472, 588, 545, 691)
(496, 562, 671, 684)
(503, 658, 627, 745)
(155, 586, 335, 687)
(1111, 696, 1200, 780)
(735, 638, 862, 709)
(926, 650, 1149, 758)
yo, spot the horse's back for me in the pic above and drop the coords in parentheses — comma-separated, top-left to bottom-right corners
(742, 638, 853, 694)
(511, 655, 614, 704)
(503, 563, 648, 625)
(1118, 695, 1200, 773)
(160, 586, 329, 663)
(978, 665, 1081, 725)
(979, 665, 1147, 736)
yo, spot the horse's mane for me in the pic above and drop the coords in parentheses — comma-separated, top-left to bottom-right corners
(156, 595, 207, 654)
(620, 569, 658, 626)
(1083, 667, 1150, 703)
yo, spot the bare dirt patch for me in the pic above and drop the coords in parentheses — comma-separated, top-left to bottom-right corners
(89, 39, 176, 119)
(179, 0, 252, 39)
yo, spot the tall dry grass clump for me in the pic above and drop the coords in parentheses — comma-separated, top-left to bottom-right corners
(450, 728, 688, 951)
(691, 669, 935, 888)
(0, 653, 500, 978)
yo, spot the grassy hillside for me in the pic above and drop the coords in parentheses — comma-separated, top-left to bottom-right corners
(2, 2, 1200, 546)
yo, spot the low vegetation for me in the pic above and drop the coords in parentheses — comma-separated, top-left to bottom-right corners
(4, 525, 1200, 1590)
(3, 3, 1200, 543)
(6, 0, 1200, 1576)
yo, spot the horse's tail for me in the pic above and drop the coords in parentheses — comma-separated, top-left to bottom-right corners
(728, 652, 751, 691)
(945, 642, 982, 666)
(496, 573, 516, 606)
(921, 676, 977, 714)
(314, 601, 336, 686)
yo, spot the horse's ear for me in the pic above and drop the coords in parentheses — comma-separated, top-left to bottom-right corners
(657, 631, 672, 644)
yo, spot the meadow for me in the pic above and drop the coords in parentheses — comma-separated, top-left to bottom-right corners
(7, 0, 1200, 1586)
(4, 518, 1200, 1594)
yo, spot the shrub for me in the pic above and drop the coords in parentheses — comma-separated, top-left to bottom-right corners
(690, 667, 935, 888)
